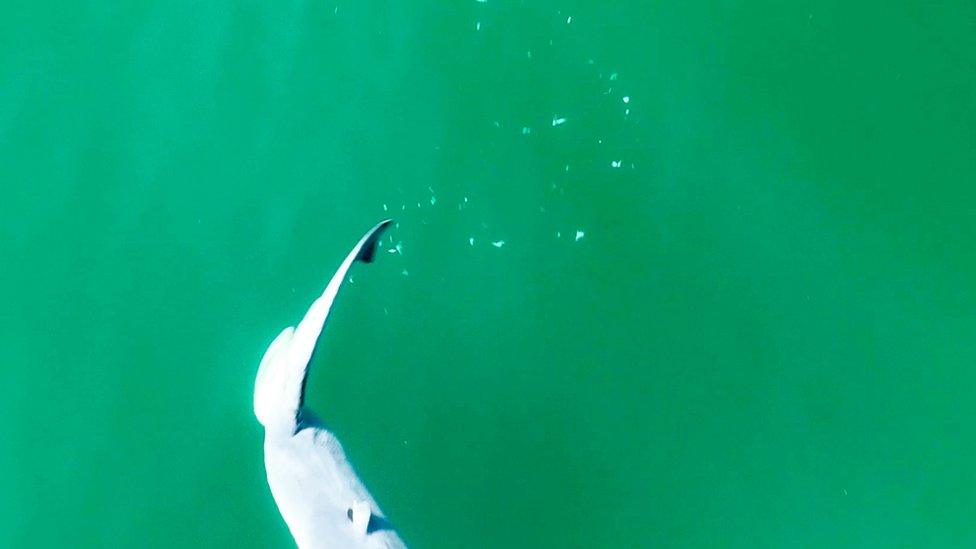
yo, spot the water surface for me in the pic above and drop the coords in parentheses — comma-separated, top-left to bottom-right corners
(1, 1, 974, 546)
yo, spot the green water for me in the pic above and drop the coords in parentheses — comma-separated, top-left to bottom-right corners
(2, 1, 974, 547)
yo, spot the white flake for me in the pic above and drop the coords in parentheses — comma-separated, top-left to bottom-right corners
(611, 160, 622, 168)
(622, 96, 630, 103)
(468, 237, 475, 246)
(491, 240, 505, 248)
(552, 116, 567, 126)
(575, 230, 585, 241)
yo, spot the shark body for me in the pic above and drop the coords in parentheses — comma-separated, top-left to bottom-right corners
(254, 220, 406, 549)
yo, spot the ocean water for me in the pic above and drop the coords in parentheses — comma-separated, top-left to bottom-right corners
(1, 1, 974, 547)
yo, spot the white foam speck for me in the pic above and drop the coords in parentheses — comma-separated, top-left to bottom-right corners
(609, 72, 618, 81)
(566, 16, 572, 23)
(552, 116, 567, 126)
(476, 21, 481, 31)
(622, 96, 630, 103)
(611, 160, 622, 168)
(382, 203, 388, 211)
(492, 240, 505, 248)
(430, 196, 437, 205)
(469, 237, 475, 246)
(521, 126, 531, 135)
(402, 269, 409, 276)
(575, 230, 585, 241)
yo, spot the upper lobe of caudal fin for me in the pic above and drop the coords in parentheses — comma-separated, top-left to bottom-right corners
(355, 219, 393, 263)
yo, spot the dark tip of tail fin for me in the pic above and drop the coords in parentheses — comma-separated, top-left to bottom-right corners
(356, 219, 393, 263)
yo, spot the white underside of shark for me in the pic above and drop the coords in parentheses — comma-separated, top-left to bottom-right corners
(254, 220, 407, 548)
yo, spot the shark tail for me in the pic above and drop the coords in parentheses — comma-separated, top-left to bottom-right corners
(254, 219, 393, 433)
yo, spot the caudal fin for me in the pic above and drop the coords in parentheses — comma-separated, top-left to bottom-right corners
(254, 220, 393, 433)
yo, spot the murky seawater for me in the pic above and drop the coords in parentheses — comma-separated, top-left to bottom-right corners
(1, 1, 974, 546)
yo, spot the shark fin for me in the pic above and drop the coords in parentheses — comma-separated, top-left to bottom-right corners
(253, 220, 393, 433)
(350, 500, 372, 536)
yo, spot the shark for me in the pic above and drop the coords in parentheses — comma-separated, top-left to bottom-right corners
(254, 219, 407, 548)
